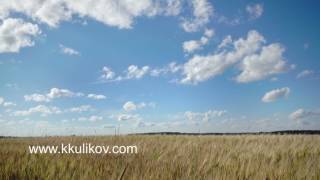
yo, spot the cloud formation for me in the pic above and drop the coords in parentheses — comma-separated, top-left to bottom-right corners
(0, 0, 184, 29)
(185, 109, 227, 122)
(289, 108, 320, 121)
(59, 44, 80, 56)
(262, 87, 290, 103)
(296, 70, 314, 79)
(0, 18, 41, 53)
(181, 0, 213, 32)
(181, 30, 291, 84)
(13, 105, 62, 117)
(87, 94, 106, 100)
(123, 101, 154, 112)
(24, 88, 84, 102)
(100, 65, 150, 82)
(182, 28, 214, 53)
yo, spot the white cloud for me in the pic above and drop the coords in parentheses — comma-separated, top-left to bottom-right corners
(101, 66, 116, 80)
(246, 3, 263, 20)
(59, 44, 80, 56)
(185, 109, 227, 122)
(87, 94, 106, 100)
(181, 30, 267, 84)
(289, 108, 320, 121)
(183, 40, 203, 53)
(3, 102, 16, 107)
(117, 113, 141, 121)
(0, 0, 183, 29)
(126, 65, 150, 79)
(47, 88, 82, 99)
(218, 35, 232, 49)
(24, 94, 51, 102)
(182, 28, 214, 53)
(123, 101, 154, 112)
(204, 28, 214, 38)
(235, 43, 289, 83)
(88, 115, 103, 122)
(262, 87, 290, 103)
(24, 88, 83, 102)
(123, 101, 137, 112)
(102, 65, 150, 82)
(65, 0, 157, 29)
(13, 105, 61, 116)
(68, 105, 92, 113)
(297, 70, 314, 79)
(150, 62, 182, 77)
(0, 0, 72, 27)
(0, 97, 16, 107)
(181, 0, 213, 32)
(100, 30, 290, 85)
(0, 18, 41, 53)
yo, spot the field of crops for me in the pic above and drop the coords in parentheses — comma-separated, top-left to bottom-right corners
(1, 135, 320, 179)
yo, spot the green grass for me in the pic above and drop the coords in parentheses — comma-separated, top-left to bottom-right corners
(1, 135, 320, 179)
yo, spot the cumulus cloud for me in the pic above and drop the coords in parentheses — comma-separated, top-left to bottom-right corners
(261, 87, 290, 103)
(101, 66, 116, 80)
(289, 108, 320, 121)
(101, 65, 150, 81)
(13, 105, 61, 116)
(123, 101, 137, 112)
(0, 0, 183, 29)
(24, 88, 83, 102)
(180, 30, 291, 84)
(59, 44, 80, 56)
(296, 70, 314, 79)
(246, 3, 263, 20)
(182, 28, 214, 53)
(0, 97, 16, 107)
(0, 0, 184, 54)
(3, 102, 16, 107)
(218, 35, 232, 49)
(47, 88, 82, 98)
(87, 94, 106, 100)
(126, 65, 150, 79)
(181, 0, 213, 32)
(99, 31, 290, 85)
(181, 30, 265, 84)
(0, 18, 41, 53)
(185, 109, 227, 122)
(24, 94, 51, 102)
(235, 44, 289, 83)
(123, 101, 154, 112)
(0, 0, 72, 27)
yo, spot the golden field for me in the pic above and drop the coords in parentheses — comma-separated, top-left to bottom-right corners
(0, 135, 320, 180)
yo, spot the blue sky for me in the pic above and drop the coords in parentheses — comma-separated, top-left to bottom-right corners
(0, 0, 320, 136)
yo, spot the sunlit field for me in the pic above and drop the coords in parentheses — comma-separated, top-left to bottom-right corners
(1, 135, 320, 179)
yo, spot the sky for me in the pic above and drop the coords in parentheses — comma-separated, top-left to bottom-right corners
(0, 0, 320, 136)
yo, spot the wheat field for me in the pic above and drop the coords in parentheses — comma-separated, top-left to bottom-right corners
(0, 135, 320, 180)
